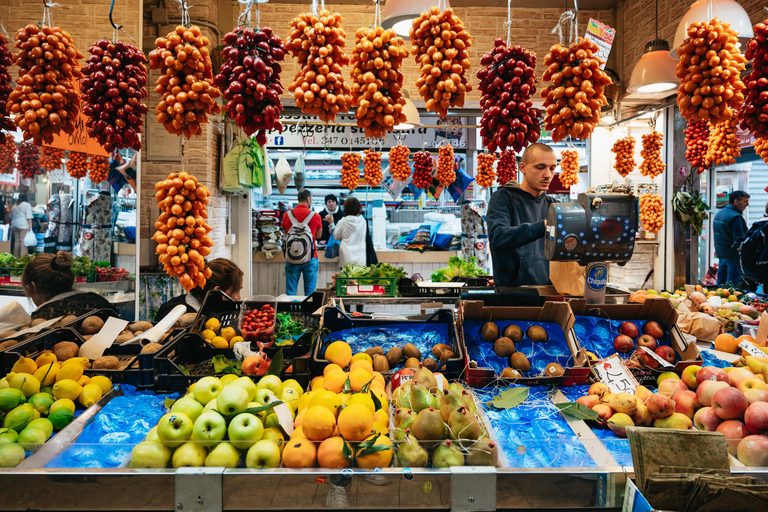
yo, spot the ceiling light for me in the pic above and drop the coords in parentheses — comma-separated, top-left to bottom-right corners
(670, 0, 753, 59)
(381, 0, 450, 39)
(395, 98, 421, 130)
(627, 40, 679, 95)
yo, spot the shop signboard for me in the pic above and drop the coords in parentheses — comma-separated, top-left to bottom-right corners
(0, 169, 19, 187)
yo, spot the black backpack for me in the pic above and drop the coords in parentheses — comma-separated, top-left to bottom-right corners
(739, 220, 768, 285)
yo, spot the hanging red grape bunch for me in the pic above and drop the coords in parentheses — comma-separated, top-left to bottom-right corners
(0, 30, 15, 143)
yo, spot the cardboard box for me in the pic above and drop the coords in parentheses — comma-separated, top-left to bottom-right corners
(459, 300, 589, 387)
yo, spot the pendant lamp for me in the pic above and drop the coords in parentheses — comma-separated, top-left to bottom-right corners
(381, 0, 451, 39)
(395, 91, 422, 130)
(670, 0, 753, 58)
(627, 0, 678, 95)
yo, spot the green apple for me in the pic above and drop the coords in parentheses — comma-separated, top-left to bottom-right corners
(0, 428, 18, 444)
(261, 427, 285, 453)
(254, 388, 275, 406)
(281, 379, 303, 398)
(203, 399, 218, 413)
(245, 439, 281, 468)
(231, 377, 258, 402)
(156, 412, 193, 448)
(220, 374, 239, 387)
(193, 377, 223, 406)
(0, 378, 8, 390)
(144, 426, 160, 444)
(228, 413, 264, 450)
(192, 411, 227, 447)
(280, 387, 300, 412)
(171, 397, 204, 424)
(0, 443, 25, 467)
(3, 404, 35, 432)
(172, 441, 207, 468)
(263, 413, 279, 429)
(205, 442, 240, 468)
(17, 426, 47, 452)
(27, 418, 53, 438)
(256, 375, 282, 397)
(656, 371, 680, 386)
(216, 386, 249, 417)
(130, 442, 170, 468)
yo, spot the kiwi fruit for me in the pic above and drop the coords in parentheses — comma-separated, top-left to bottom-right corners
(404, 357, 420, 369)
(53, 341, 79, 361)
(129, 321, 153, 333)
(493, 337, 516, 357)
(80, 316, 104, 335)
(373, 355, 389, 372)
(141, 343, 163, 354)
(402, 343, 421, 360)
(365, 346, 384, 357)
(509, 352, 531, 372)
(176, 313, 197, 328)
(527, 325, 549, 343)
(386, 347, 402, 367)
(431, 343, 451, 359)
(544, 362, 565, 377)
(481, 322, 499, 343)
(421, 357, 438, 371)
(503, 325, 524, 342)
(500, 367, 522, 379)
(92, 355, 119, 369)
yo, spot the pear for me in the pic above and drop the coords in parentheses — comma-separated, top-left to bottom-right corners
(396, 431, 429, 467)
(432, 440, 464, 468)
(448, 382, 466, 396)
(410, 383, 431, 413)
(465, 439, 497, 466)
(448, 406, 481, 447)
(440, 389, 463, 423)
(394, 408, 414, 429)
(460, 390, 478, 415)
(414, 367, 439, 393)
(427, 391, 440, 410)
(393, 382, 413, 410)
(394, 411, 416, 442)
(410, 407, 444, 446)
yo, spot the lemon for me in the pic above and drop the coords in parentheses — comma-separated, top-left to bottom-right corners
(77, 375, 90, 387)
(33, 362, 60, 387)
(7, 373, 40, 398)
(204, 318, 221, 333)
(229, 336, 245, 348)
(88, 376, 112, 395)
(35, 352, 57, 368)
(61, 357, 89, 368)
(27, 393, 54, 416)
(220, 326, 237, 341)
(52, 379, 82, 401)
(11, 357, 37, 375)
(56, 363, 84, 383)
(0, 378, 8, 390)
(201, 329, 216, 340)
(210, 336, 228, 348)
(79, 383, 103, 408)
(50, 398, 76, 414)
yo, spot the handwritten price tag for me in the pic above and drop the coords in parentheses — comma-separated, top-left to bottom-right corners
(739, 341, 765, 358)
(593, 355, 639, 394)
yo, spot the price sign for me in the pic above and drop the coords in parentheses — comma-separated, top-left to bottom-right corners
(739, 341, 765, 358)
(593, 355, 639, 394)
(584, 18, 615, 70)
(638, 346, 674, 368)
(44, 80, 108, 158)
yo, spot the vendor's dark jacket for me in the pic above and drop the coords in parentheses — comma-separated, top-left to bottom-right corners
(713, 204, 747, 259)
(319, 207, 344, 243)
(488, 182, 556, 287)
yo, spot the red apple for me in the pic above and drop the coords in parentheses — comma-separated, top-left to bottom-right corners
(659, 378, 689, 397)
(696, 366, 730, 386)
(711, 387, 749, 420)
(613, 334, 635, 354)
(737, 379, 768, 393)
(634, 349, 660, 369)
(577, 395, 600, 408)
(716, 420, 751, 455)
(646, 393, 675, 419)
(681, 365, 702, 390)
(727, 368, 758, 389)
(694, 406, 723, 431)
(743, 388, 768, 405)
(672, 390, 701, 419)
(744, 401, 768, 435)
(654, 346, 677, 365)
(642, 320, 665, 339)
(737, 435, 768, 466)
(696, 380, 730, 407)
(636, 335, 658, 351)
(619, 322, 640, 339)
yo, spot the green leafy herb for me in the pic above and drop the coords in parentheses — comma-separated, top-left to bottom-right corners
(266, 349, 284, 377)
(487, 387, 529, 409)
(274, 313, 306, 342)
(430, 256, 488, 282)
(672, 191, 710, 235)
(339, 262, 407, 282)
(555, 402, 600, 421)
(71, 256, 95, 277)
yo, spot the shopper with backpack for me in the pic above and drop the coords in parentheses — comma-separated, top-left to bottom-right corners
(282, 190, 322, 295)
(739, 204, 768, 291)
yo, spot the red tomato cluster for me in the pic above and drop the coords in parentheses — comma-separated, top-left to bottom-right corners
(241, 304, 275, 343)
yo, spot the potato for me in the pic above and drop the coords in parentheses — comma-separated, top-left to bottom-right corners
(92, 356, 119, 370)
(31, 318, 47, 327)
(176, 313, 197, 328)
(133, 331, 144, 337)
(141, 343, 163, 354)
(0, 330, 17, 340)
(129, 322, 153, 333)
(83, 335, 93, 340)
(57, 315, 78, 327)
(115, 333, 134, 343)
(120, 330, 132, 336)
(81, 316, 105, 335)
(53, 341, 79, 361)
(0, 339, 17, 351)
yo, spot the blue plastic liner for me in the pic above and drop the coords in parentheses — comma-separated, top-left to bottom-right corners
(46, 385, 180, 468)
(573, 316, 675, 362)
(700, 349, 734, 368)
(474, 385, 597, 468)
(464, 320, 573, 376)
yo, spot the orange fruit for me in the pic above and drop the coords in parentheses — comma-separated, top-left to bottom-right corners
(293, 408, 306, 428)
(323, 364, 344, 377)
(308, 390, 342, 417)
(714, 333, 739, 354)
(310, 376, 324, 390)
(349, 359, 373, 375)
(337, 403, 374, 442)
(317, 436, 349, 468)
(349, 368, 373, 392)
(355, 433, 392, 468)
(346, 392, 375, 414)
(302, 406, 336, 441)
(291, 425, 307, 439)
(323, 371, 348, 394)
(371, 372, 386, 389)
(282, 439, 317, 468)
(325, 342, 352, 368)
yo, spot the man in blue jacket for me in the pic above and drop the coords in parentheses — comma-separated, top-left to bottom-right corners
(488, 143, 558, 287)
(713, 190, 750, 286)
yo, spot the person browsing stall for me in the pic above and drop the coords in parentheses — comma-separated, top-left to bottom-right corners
(319, 194, 345, 245)
(282, 190, 322, 296)
(713, 190, 749, 286)
(333, 197, 367, 267)
(487, 143, 558, 287)
(10, 194, 34, 257)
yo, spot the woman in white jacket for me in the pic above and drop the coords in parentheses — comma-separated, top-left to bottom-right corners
(332, 197, 367, 267)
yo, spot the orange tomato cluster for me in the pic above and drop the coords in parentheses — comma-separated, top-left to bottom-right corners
(559, 149, 579, 188)
(350, 26, 407, 137)
(496, 150, 517, 186)
(474, 152, 497, 189)
(0, 138, 15, 174)
(153, 171, 214, 291)
(286, 10, 352, 123)
(410, 6, 473, 117)
(541, 38, 612, 141)
(88, 155, 110, 183)
(436, 144, 455, 186)
(17, 141, 40, 179)
(363, 149, 383, 187)
(0, 31, 15, 141)
(684, 119, 710, 173)
(639, 131, 665, 179)
(639, 193, 664, 234)
(388, 144, 411, 181)
(611, 136, 636, 178)
(755, 137, 768, 166)
(675, 18, 746, 124)
(411, 150, 434, 189)
(148, 25, 221, 138)
(66, 151, 88, 178)
(340, 152, 362, 190)
(705, 118, 741, 167)
(40, 146, 63, 172)
(8, 24, 83, 144)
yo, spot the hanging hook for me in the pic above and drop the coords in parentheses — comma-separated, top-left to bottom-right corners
(109, 0, 123, 31)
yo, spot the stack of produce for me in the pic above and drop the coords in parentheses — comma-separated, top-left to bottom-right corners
(496, 150, 517, 185)
(152, 171, 214, 291)
(0, 138, 15, 174)
(411, 150, 434, 190)
(66, 151, 88, 179)
(39, 147, 63, 172)
(410, 6, 472, 117)
(477, 39, 539, 153)
(437, 144, 455, 186)
(684, 119, 710, 172)
(611, 136, 636, 178)
(705, 119, 741, 167)
(388, 144, 410, 181)
(340, 152, 361, 190)
(639, 193, 664, 233)
(740, 19, 768, 138)
(431, 256, 487, 282)
(148, 25, 221, 138)
(363, 149, 383, 187)
(474, 152, 496, 188)
(639, 131, 664, 178)
(8, 24, 84, 144)
(541, 38, 612, 141)
(214, 26, 285, 146)
(81, 39, 148, 151)
(559, 149, 579, 188)
(88, 155, 109, 183)
(16, 141, 40, 179)
(0, 31, 14, 142)
(286, 10, 352, 123)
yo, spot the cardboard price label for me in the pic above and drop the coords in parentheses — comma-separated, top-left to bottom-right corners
(593, 355, 639, 394)
(739, 341, 765, 358)
(638, 345, 674, 368)
(584, 18, 615, 70)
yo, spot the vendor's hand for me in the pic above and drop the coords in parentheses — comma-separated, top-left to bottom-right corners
(324, 214, 333, 224)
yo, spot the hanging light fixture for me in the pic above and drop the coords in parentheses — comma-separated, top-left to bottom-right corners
(627, 0, 678, 95)
(395, 91, 422, 130)
(381, 0, 451, 39)
(670, 0, 754, 58)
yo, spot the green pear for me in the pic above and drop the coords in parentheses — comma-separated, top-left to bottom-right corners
(432, 440, 464, 468)
(409, 384, 431, 413)
(414, 367, 438, 393)
(465, 439, 497, 466)
(396, 431, 428, 467)
(440, 389, 463, 423)
(448, 406, 481, 448)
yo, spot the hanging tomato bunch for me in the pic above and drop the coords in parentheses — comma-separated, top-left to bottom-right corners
(40, 146, 63, 172)
(675, 18, 746, 124)
(340, 152, 361, 190)
(0, 31, 15, 143)
(88, 155, 109, 183)
(81, 39, 148, 152)
(611, 136, 636, 178)
(412, 150, 434, 189)
(410, 6, 472, 117)
(477, 39, 539, 152)
(16, 141, 40, 178)
(474, 152, 497, 189)
(153, 171, 214, 291)
(8, 24, 83, 144)
(215, 26, 285, 145)
(705, 118, 741, 167)
(541, 38, 611, 141)
(496, 150, 517, 186)
(684, 119, 709, 173)
(559, 149, 579, 188)
(363, 149, 383, 187)
(350, 26, 408, 138)
(436, 144, 455, 186)
(149, 25, 221, 138)
(286, 10, 352, 123)
(639, 194, 664, 234)
(755, 137, 768, 166)
(639, 131, 665, 179)
(739, 20, 768, 138)
(388, 144, 410, 182)
(0, 138, 15, 174)
(66, 151, 88, 178)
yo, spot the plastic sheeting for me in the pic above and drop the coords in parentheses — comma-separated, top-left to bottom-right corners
(573, 316, 675, 362)
(46, 385, 180, 468)
(463, 320, 573, 376)
(700, 349, 734, 368)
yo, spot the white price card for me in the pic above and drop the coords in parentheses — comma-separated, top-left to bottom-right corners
(739, 341, 765, 358)
(593, 355, 639, 394)
(584, 18, 615, 70)
(638, 346, 674, 368)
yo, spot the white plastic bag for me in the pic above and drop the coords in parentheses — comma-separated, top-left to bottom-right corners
(274, 155, 293, 194)
(24, 230, 37, 247)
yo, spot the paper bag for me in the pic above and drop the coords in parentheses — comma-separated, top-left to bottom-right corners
(0, 301, 31, 333)
(549, 261, 585, 296)
(677, 311, 723, 341)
